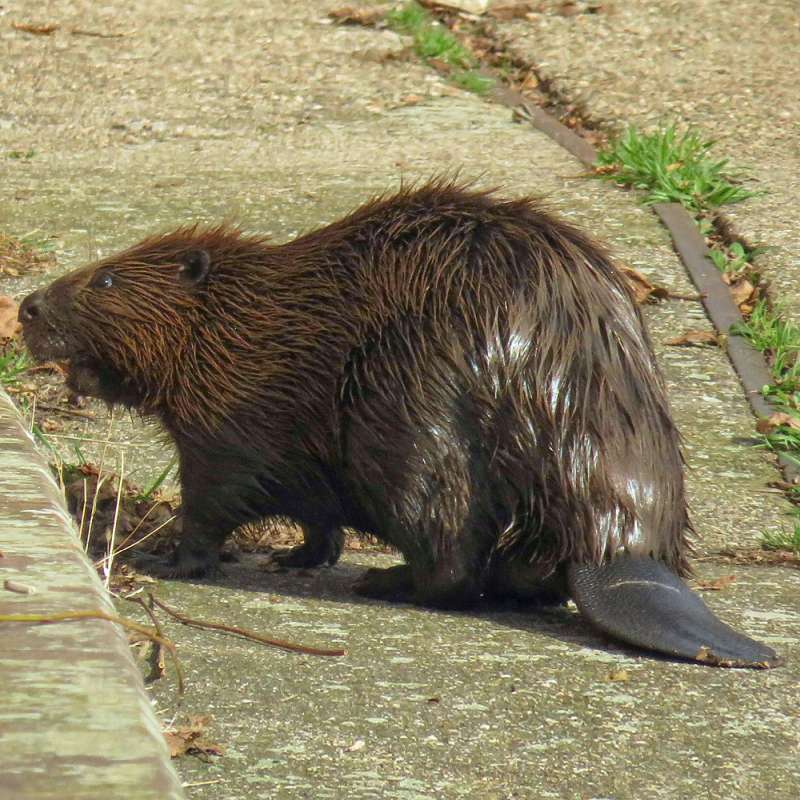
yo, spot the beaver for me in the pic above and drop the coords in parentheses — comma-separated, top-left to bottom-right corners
(19, 181, 780, 668)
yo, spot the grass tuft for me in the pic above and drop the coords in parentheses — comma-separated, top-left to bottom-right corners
(451, 70, 494, 94)
(760, 517, 800, 554)
(0, 343, 31, 387)
(733, 301, 800, 457)
(594, 125, 759, 213)
(708, 240, 758, 274)
(733, 301, 800, 400)
(387, 1, 494, 94)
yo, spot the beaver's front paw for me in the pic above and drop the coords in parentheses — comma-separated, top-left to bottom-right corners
(129, 549, 220, 579)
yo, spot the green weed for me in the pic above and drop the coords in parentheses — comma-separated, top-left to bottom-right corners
(72, 442, 89, 466)
(734, 301, 800, 394)
(387, 1, 493, 93)
(760, 518, 800, 554)
(708, 241, 756, 274)
(451, 70, 494, 94)
(136, 454, 178, 502)
(7, 149, 35, 160)
(0, 344, 31, 387)
(594, 125, 759, 213)
(386, 1, 428, 33)
(733, 301, 800, 456)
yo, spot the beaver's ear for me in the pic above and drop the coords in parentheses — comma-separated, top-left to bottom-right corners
(178, 249, 211, 286)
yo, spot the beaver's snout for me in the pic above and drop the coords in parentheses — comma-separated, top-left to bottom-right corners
(18, 288, 45, 324)
(18, 287, 71, 362)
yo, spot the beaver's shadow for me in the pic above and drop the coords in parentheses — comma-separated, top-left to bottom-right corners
(174, 551, 673, 665)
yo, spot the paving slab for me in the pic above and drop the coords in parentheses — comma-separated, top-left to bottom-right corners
(0, 1, 798, 799)
(495, 0, 800, 325)
(145, 554, 799, 800)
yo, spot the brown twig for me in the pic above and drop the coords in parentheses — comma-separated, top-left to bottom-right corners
(0, 608, 185, 694)
(35, 403, 96, 419)
(69, 28, 134, 38)
(148, 594, 346, 657)
(123, 594, 168, 684)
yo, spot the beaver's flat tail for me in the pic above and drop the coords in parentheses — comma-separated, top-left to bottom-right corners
(567, 555, 783, 668)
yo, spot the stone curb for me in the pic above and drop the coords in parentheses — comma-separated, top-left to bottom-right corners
(0, 389, 185, 800)
(653, 203, 799, 483)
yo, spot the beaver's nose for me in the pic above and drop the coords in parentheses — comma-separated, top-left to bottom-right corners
(19, 290, 44, 323)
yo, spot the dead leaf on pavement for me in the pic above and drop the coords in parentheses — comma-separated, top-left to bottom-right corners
(756, 413, 800, 434)
(619, 266, 670, 304)
(694, 574, 736, 591)
(556, 1, 580, 14)
(664, 330, 720, 348)
(12, 22, 59, 35)
(164, 715, 225, 760)
(328, 6, 386, 25)
(0, 296, 21, 339)
(730, 279, 756, 312)
(489, 3, 541, 20)
(721, 272, 758, 313)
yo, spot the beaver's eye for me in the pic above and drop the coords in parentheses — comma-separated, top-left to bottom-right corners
(93, 273, 114, 289)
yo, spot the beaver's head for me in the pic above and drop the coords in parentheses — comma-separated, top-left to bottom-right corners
(19, 231, 214, 412)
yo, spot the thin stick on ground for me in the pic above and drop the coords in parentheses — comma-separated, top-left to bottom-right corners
(148, 594, 347, 657)
(35, 403, 96, 419)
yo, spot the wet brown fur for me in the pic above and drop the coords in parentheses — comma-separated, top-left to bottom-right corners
(21, 181, 692, 603)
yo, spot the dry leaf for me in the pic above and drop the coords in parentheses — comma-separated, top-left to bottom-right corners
(328, 7, 385, 25)
(756, 413, 800, 434)
(619, 266, 669, 304)
(664, 330, 720, 347)
(489, 3, 539, 20)
(593, 164, 618, 176)
(39, 418, 62, 433)
(164, 716, 224, 759)
(695, 574, 736, 591)
(427, 57, 453, 74)
(606, 668, 630, 682)
(0, 295, 21, 339)
(728, 278, 755, 310)
(12, 22, 59, 35)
